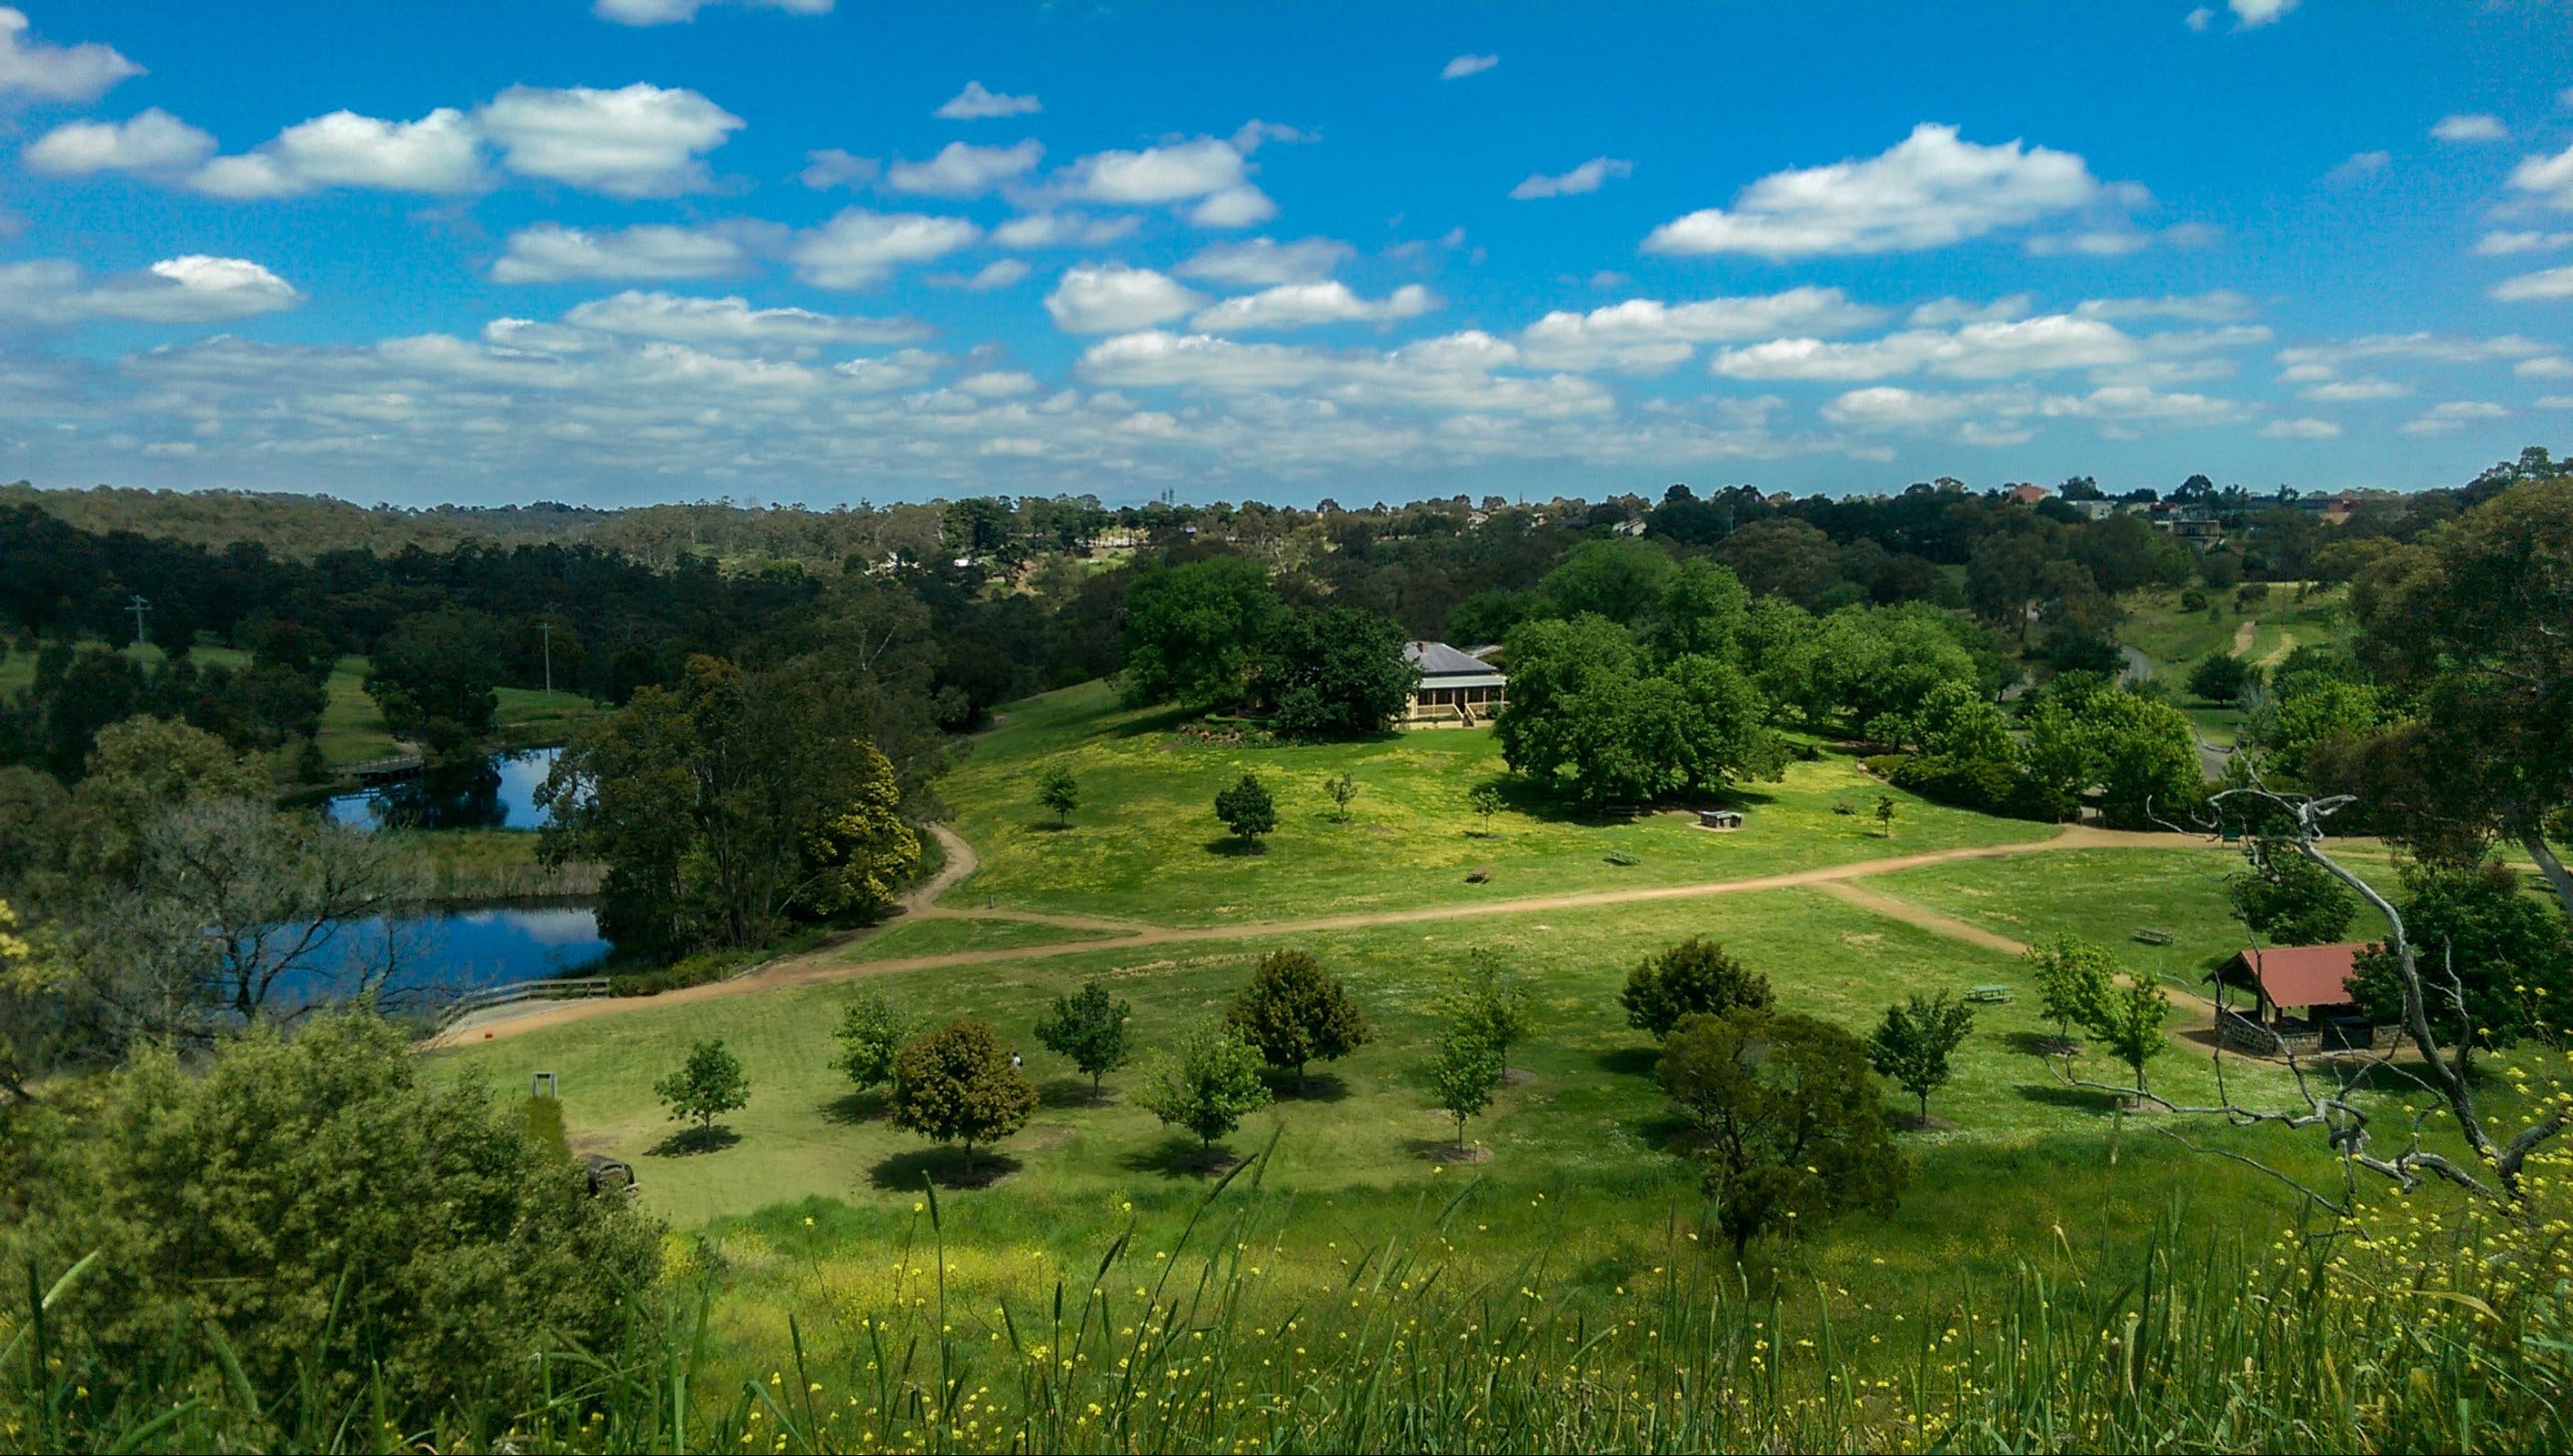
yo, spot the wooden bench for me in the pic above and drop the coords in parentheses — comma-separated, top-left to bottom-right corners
(1965, 985, 2013, 1004)
(2132, 927, 2176, 946)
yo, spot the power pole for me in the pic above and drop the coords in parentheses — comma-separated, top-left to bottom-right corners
(126, 594, 152, 658)
(539, 620, 554, 698)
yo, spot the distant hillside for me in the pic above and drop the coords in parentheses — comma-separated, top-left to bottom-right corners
(0, 482, 946, 567)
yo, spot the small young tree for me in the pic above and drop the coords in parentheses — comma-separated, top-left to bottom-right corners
(655, 1039, 749, 1142)
(1469, 783, 1503, 836)
(831, 990, 910, 1097)
(1325, 771, 1360, 824)
(1037, 764, 1080, 826)
(889, 1019, 1038, 1174)
(1865, 991, 1976, 1125)
(1034, 978, 1132, 1097)
(1214, 773, 1277, 848)
(1227, 948, 1372, 1092)
(2227, 840, 2358, 946)
(1440, 953, 1538, 1065)
(1137, 1020, 1273, 1152)
(1425, 1024, 1505, 1152)
(2025, 933, 2116, 1049)
(2081, 977, 2172, 1094)
(1620, 938, 1773, 1039)
(1657, 1009, 1905, 1260)
(1874, 794, 1897, 838)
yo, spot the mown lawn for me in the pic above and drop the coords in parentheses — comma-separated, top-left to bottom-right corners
(935, 681, 2055, 927)
(441, 882, 2330, 1229)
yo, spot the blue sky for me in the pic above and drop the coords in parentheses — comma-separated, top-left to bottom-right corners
(2, 0, 2569, 507)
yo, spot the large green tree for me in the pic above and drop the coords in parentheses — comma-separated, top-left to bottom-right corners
(1138, 1020, 1272, 1153)
(2351, 478, 2573, 920)
(1034, 979, 1133, 1096)
(1227, 948, 1372, 1091)
(541, 655, 921, 957)
(1262, 605, 1420, 738)
(2350, 862, 2573, 1059)
(366, 606, 506, 761)
(889, 1019, 1038, 1173)
(1119, 556, 1283, 709)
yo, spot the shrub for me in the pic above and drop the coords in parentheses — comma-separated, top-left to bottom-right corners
(889, 1019, 1038, 1172)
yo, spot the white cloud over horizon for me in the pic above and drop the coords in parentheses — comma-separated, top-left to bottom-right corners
(0, 7, 139, 101)
(0, 255, 302, 325)
(1642, 124, 2120, 258)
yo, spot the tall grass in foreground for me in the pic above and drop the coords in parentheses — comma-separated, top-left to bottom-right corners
(9, 1143, 2572, 1453)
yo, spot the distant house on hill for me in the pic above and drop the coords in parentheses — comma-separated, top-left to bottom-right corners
(1402, 640, 1507, 728)
(2006, 483, 2050, 506)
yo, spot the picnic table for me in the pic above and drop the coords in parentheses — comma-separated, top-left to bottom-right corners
(2133, 927, 2176, 946)
(1965, 985, 2013, 1004)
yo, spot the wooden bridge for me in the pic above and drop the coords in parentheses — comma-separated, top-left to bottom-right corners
(346, 754, 425, 784)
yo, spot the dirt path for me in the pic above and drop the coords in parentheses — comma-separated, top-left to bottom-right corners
(1814, 879, 2225, 1033)
(2232, 618, 2257, 657)
(429, 825, 2226, 1049)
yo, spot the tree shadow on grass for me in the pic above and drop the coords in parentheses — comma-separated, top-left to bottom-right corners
(1594, 1045, 1660, 1079)
(2001, 1030, 2081, 1059)
(1111, 704, 1197, 738)
(1263, 1070, 1350, 1103)
(819, 1090, 887, 1125)
(867, 1146, 1023, 1191)
(2015, 1082, 2125, 1113)
(1118, 1136, 1244, 1180)
(1039, 1076, 1119, 1110)
(1026, 820, 1076, 834)
(1202, 838, 1269, 857)
(647, 1125, 741, 1157)
(1407, 1137, 1493, 1165)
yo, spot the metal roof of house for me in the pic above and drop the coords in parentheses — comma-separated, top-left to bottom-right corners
(1405, 640, 1503, 678)
(2208, 943, 2367, 1009)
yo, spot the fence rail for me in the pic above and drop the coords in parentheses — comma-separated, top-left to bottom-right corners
(432, 976, 612, 1030)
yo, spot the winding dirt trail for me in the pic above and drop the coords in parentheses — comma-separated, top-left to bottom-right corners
(2232, 618, 2257, 656)
(429, 825, 2224, 1049)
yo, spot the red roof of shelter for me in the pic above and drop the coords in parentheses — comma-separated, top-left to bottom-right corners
(2227, 943, 2366, 1009)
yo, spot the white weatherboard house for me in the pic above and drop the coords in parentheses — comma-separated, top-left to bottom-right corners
(1402, 640, 1507, 727)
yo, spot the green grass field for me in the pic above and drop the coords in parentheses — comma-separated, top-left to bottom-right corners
(936, 681, 2054, 927)
(410, 671, 2537, 1439)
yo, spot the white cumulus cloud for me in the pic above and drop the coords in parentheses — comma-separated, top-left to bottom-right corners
(1642, 123, 2113, 258)
(799, 148, 878, 188)
(936, 81, 1040, 119)
(1441, 54, 1498, 80)
(558, 291, 926, 346)
(929, 259, 1030, 290)
(1190, 281, 1438, 333)
(2478, 230, 2573, 256)
(2230, 0, 2297, 26)
(0, 7, 138, 101)
(791, 210, 980, 287)
(1175, 236, 1354, 286)
(1052, 136, 1249, 204)
(887, 139, 1043, 196)
(2432, 113, 2508, 143)
(2325, 150, 2390, 184)
(1713, 315, 2146, 381)
(1045, 264, 1207, 334)
(1520, 288, 1889, 373)
(2508, 139, 2573, 210)
(25, 108, 214, 176)
(2493, 265, 2573, 302)
(193, 106, 482, 198)
(476, 84, 743, 197)
(2400, 400, 2508, 436)
(491, 223, 759, 284)
(991, 212, 1141, 249)
(2261, 417, 2343, 439)
(1510, 156, 1632, 199)
(0, 255, 301, 325)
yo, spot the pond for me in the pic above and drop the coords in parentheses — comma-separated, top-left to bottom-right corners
(277, 903, 611, 1005)
(327, 747, 562, 832)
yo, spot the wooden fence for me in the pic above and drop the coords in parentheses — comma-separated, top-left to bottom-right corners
(432, 976, 611, 1031)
